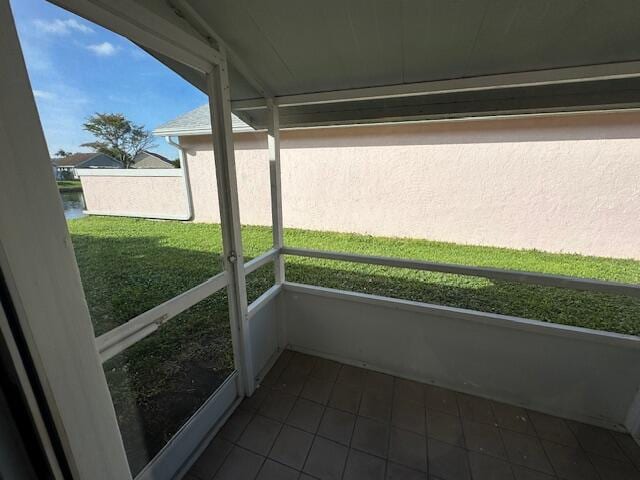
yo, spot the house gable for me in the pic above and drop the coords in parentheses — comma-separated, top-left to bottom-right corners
(132, 151, 174, 169)
(79, 153, 122, 168)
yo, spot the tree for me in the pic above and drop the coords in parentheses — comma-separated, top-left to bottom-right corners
(55, 149, 72, 157)
(82, 113, 155, 168)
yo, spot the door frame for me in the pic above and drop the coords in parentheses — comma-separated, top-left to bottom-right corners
(1, 0, 255, 477)
(1, 1, 131, 476)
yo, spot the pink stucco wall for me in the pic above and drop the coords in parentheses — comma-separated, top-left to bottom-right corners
(181, 111, 640, 259)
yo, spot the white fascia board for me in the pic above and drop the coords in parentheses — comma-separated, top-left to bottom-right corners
(153, 127, 217, 137)
(153, 126, 258, 137)
(155, 106, 640, 138)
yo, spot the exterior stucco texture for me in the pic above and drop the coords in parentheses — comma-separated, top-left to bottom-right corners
(80, 175, 187, 218)
(182, 112, 640, 259)
(82, 111, 640, 259)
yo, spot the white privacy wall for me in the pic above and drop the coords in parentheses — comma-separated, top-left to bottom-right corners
(181, 111, 640, 259)
(79, 172, 188, 219)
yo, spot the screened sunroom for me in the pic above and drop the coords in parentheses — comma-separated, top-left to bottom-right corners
(1, 1, 640, 479)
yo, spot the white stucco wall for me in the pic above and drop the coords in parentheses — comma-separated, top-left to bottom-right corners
(181, 111, 640, 259)
(184, 136, 270, 226)
(79, 173, 188, 219)
(77, 111, 640, 259)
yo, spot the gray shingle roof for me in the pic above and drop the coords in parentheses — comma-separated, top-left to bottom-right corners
(153, 104, 254, 136)
(52, 152, 101, 167)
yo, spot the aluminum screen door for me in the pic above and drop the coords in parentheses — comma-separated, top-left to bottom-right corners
(0, 1, 260, 478)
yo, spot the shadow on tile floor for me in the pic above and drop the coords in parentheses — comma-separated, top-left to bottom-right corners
(185, 350, 640, 480)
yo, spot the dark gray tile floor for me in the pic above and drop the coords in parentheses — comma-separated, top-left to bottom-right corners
(185, 350, 640, 480)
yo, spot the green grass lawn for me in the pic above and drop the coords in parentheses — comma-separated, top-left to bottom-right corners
(57, 179, 82, 192)
(67, 216, 640, 473)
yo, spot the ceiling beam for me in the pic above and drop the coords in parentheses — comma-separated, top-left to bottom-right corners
(273, 103, 640, 130)
(231, 60, 640, 111)
(171, 0, 272, 98)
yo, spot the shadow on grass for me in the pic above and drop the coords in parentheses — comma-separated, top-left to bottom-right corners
(70, 233, 640, 474)
(72, 233, 275, 475)
(285, 260, 640, 336)
(71, 233, 274, 336)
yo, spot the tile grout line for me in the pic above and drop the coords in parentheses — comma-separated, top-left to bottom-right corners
(572, 426, 609, 480)
(273, 350, 309, 478)
(489, 400, 518, 480)
(597, 426, 640, 475)
(526, 411, 574, 479)
(211, 350, 640, 480)
(247, 390, 276, 479)
(386, 376, 397, 479)
(260, 410, 286, 478)
(337, 364, 360, 480)
(299, 355, 322, 479)
(207, 429, 236, 480)
(488, 401, 520, 480)
(611, 433, 640, 472)
(421, 380, 430, 479)
(457, 394, 473, 480)
(342, 379, 358, 480)
(225, 349, 291, 480)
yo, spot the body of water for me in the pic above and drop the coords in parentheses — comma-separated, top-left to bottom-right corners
(61, 191, 86, 220)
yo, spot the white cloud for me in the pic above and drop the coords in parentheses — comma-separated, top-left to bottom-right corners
(33, 89, 56, 100)
(33, 18, 93, 35)
(86, 42, 118, 56)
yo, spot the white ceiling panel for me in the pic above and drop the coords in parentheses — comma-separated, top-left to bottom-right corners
(89, 0, 640, 127)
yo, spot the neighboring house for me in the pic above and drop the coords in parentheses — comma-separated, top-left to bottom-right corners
(52, 152, 122, 179)
(132, 150, 175, 169)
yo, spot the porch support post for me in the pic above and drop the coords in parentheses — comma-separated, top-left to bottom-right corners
(267, 99, 285, 284)
(206, 60, 254, 396)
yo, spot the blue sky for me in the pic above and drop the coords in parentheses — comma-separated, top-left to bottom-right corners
(10, 0, 207, 158)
